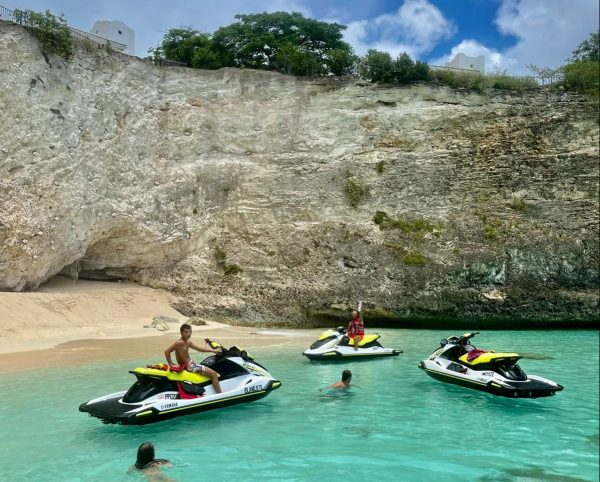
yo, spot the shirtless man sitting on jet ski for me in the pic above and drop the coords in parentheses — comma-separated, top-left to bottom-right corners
(164, 323, 223, 393)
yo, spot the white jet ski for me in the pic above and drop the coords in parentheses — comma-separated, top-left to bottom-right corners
(418, 332, 563, 398)
(303, 327, 402, 361)
(79, 342, 281, 424)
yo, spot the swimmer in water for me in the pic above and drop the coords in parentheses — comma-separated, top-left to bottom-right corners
(133, 442, 171, 470)
(329, 370, 352, 389)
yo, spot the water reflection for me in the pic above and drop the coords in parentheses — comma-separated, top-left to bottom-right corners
(480, 465, 593, 482)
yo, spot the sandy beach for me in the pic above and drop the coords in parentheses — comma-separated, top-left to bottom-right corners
(0, 275, 315, 373)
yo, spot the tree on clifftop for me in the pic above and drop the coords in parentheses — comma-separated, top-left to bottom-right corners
(358, 49, 431, 84)
(148, 12, 355, 76)
(568, 31, 600, 63)
(211, 11, 355, 75)
(147, 28, 231, 68)
(563, 31, 599, 93)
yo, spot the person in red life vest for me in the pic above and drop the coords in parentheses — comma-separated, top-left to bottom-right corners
(347, 301, 365, 351)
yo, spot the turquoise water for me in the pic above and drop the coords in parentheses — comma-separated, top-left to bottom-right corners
(0, 329, 598, 482)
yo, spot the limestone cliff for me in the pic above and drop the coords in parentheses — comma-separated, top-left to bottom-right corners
(1, 23, 598, 327)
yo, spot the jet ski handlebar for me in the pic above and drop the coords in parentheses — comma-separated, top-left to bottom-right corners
(459, 332, 479, 341)
(440, 332, 480, 347)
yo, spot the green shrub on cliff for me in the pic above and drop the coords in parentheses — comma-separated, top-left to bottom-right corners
(488, 74, 538, 91)
(481, 217, 502, 239)
(344, 177, 366, 207)
(373, 211, 436, 235)
(214, 245, 243, 276)
(430, 68, 537, 92)
(13, 9, 74, 61)
(562, 61, 599, 94)
(224, 264, 243, 275)
(401, 249, 427, 265)
(509, 196, 529, 212)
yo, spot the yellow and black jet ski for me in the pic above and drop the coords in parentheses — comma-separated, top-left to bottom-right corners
(79, 342, 281, 424)
(418, 332, 563, 398)
(302, 327, 402, 361)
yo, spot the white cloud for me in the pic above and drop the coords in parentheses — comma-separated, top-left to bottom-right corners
(343, 0, 456, 58)
(434, 0, 599, 75)
(495, 0, 599, 73)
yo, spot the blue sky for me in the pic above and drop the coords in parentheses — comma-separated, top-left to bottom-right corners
(2, 0, 598, 74)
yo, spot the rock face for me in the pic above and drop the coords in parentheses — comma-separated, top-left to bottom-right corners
(1, 23, 598, 327)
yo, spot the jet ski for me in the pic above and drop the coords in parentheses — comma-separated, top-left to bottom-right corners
(79, 342, 281, 424)
(303, 327, 402, 361)
(418, 332, 563, 398)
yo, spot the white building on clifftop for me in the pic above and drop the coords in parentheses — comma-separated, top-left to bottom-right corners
(445, 53, 485, 74)
(90, 20, 134, 55)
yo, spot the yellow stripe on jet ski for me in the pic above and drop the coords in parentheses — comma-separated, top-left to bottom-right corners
(159, 391, 268, 414)
(458, 352, 521, 365)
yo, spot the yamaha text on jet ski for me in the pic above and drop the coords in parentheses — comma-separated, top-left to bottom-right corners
(79, 343, 281, 424)
(303, 327, 402, 361)
(418, 332, 563, 398)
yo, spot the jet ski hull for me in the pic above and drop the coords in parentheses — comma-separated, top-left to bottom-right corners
(304, 349, 401, 361)
(419, 361, 563, 398)
(79, 380, 281, 425)
(418, 358, 563, 398)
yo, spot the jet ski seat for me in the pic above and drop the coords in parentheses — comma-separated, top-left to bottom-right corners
(132, 366, 211, 384)
(352, 334, 380, 346)
(458, 352, 521, 365)
(339, 334, 380, 346)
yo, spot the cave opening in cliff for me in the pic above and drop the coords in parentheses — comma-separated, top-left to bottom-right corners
(58, 259, 125, 282)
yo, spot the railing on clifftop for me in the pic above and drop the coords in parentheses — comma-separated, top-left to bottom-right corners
(0, 3, 127, 51)
(429, 64, 482, 74)
(0, 4, 15, 21)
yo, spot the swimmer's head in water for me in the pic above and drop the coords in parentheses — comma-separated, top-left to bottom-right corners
(342, 370, 352, 382)
(135, 442, 155, 469)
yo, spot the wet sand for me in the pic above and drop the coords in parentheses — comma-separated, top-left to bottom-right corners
(0, 328, 314, 373)
(0, 275, 316, 373)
